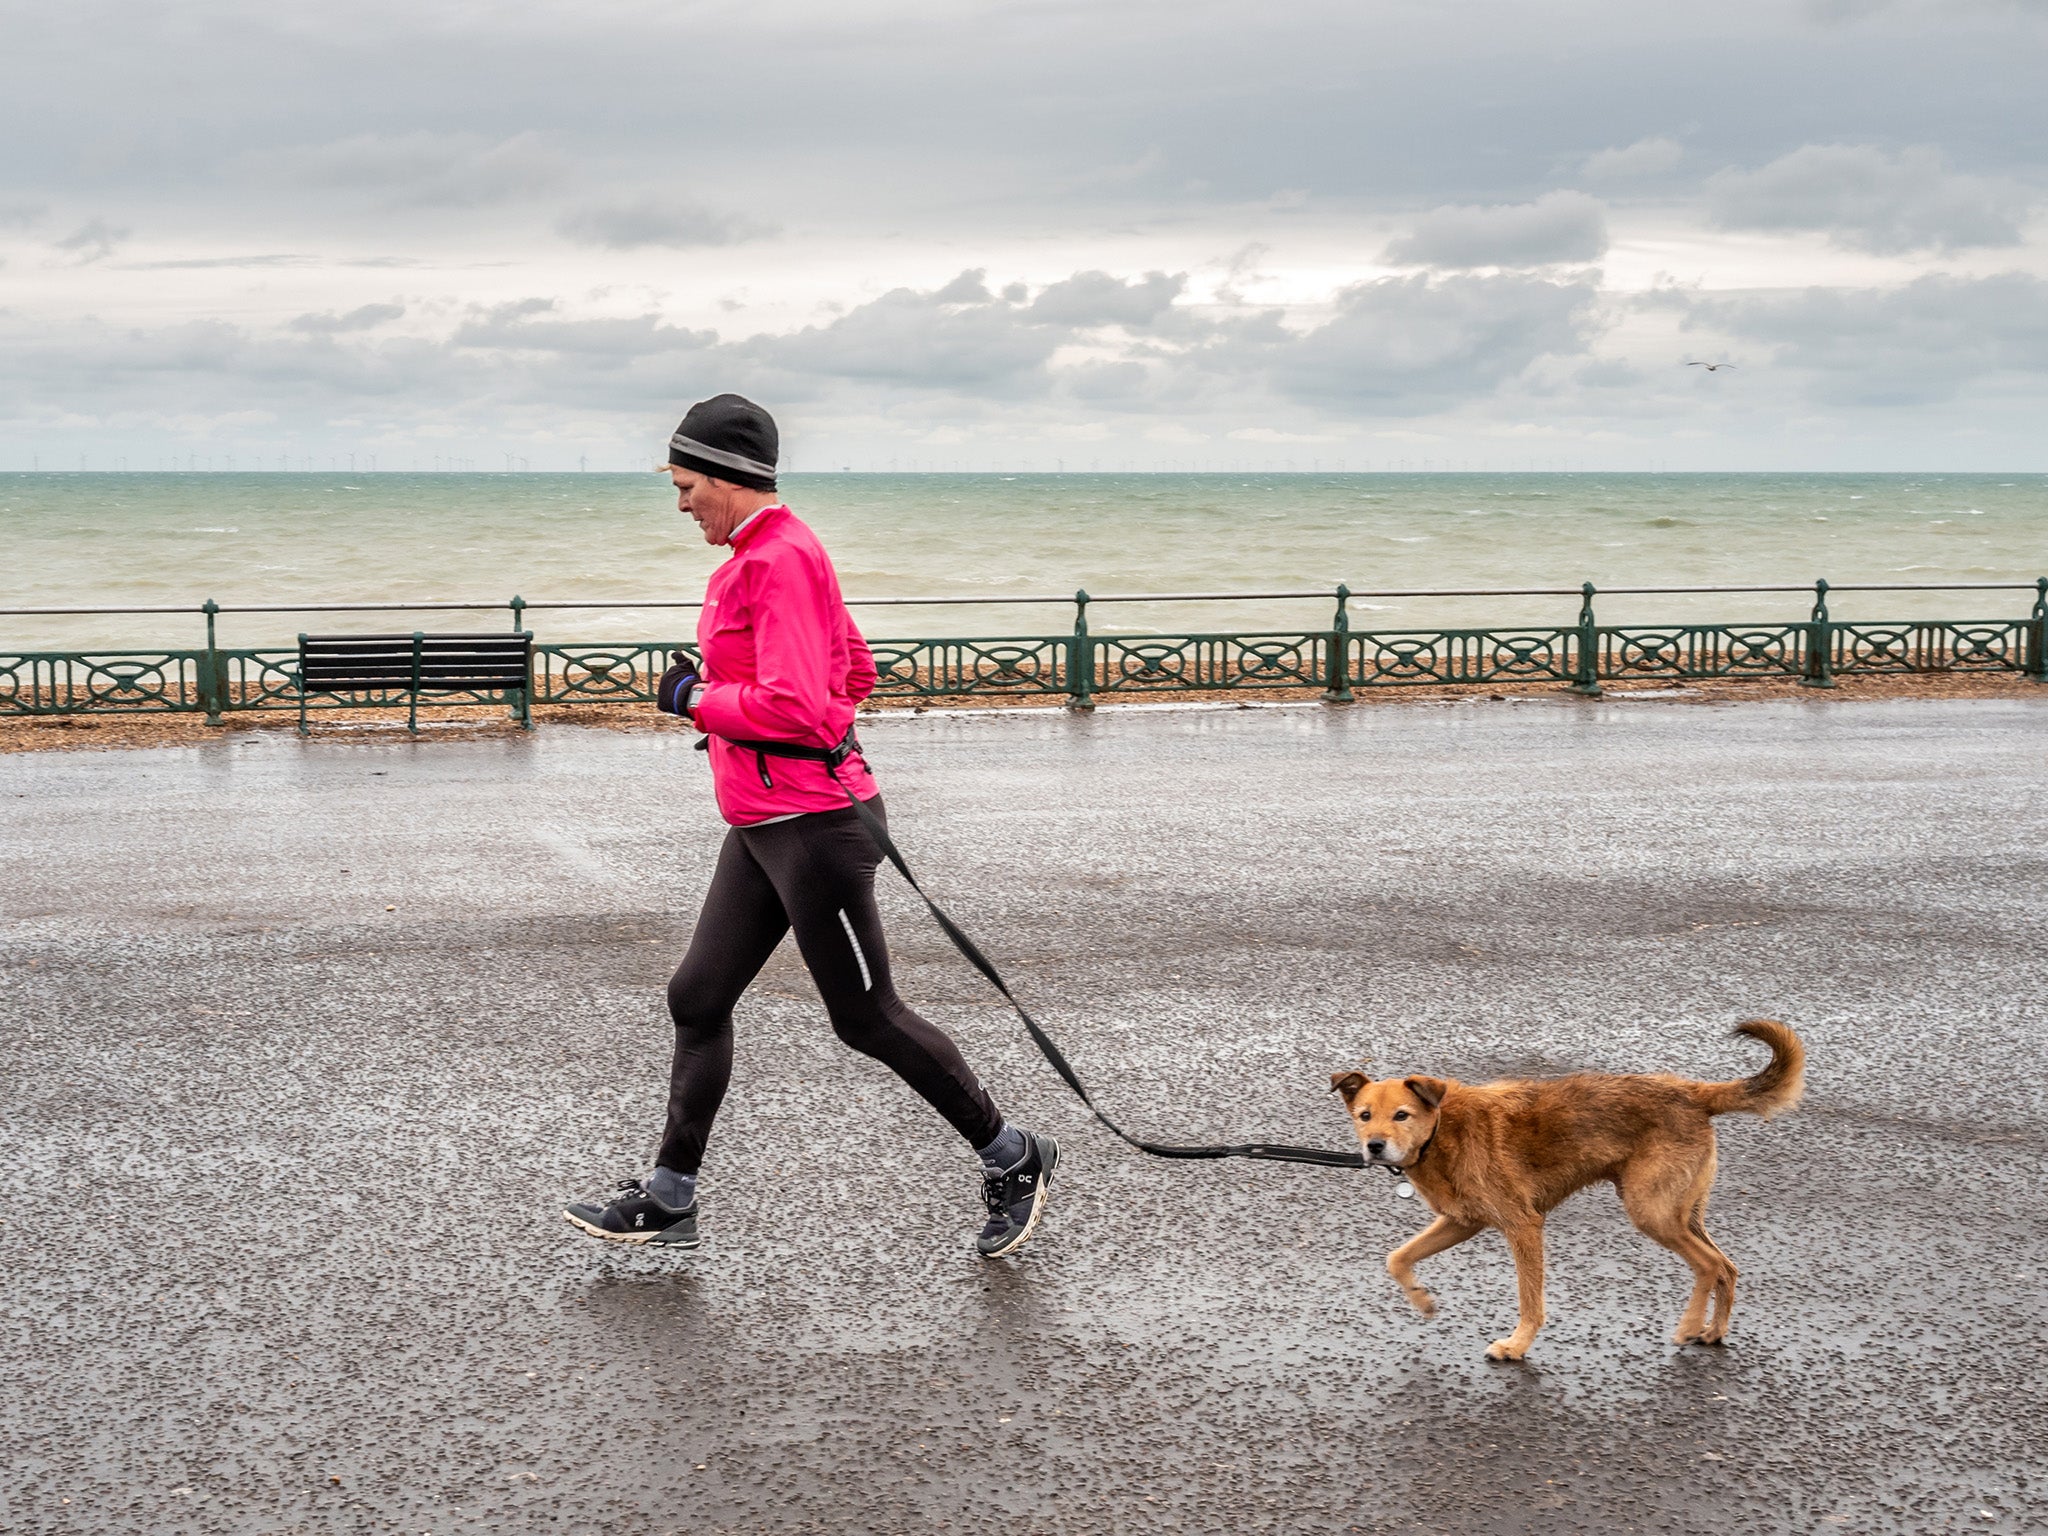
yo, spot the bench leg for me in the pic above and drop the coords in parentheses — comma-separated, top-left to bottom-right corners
(409, 631, 423, 733)
(298, 684, 308, 737)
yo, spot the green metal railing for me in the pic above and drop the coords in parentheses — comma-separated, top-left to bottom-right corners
(3, 579, 2044, 720)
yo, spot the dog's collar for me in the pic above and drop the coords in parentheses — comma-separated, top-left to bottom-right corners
(1379, 1123, 1438, 1179)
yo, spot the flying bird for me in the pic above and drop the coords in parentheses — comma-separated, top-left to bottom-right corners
(1686, 361, 1737, 371)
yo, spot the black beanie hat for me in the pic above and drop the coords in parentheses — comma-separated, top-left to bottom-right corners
(667, 393, 778, 491)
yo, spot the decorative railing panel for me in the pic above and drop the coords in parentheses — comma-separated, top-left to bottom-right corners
(535, 643, 684, 705)
(225, 650, 306, 709)
(1598, 625, 1808, 680)
(1098, 633, 1325, 692)
(1832, 621, 2029, 675)
(0, 652, 206, 715)
(1347, 629, 1576, 687)
(868, 638, 1069, 697)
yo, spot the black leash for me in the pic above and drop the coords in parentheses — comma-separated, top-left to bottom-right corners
(702, 728, 1366, 1171)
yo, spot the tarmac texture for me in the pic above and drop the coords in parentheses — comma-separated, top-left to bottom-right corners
(3, 695, 2045, 1536)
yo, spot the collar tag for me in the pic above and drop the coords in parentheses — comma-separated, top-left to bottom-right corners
(1393, 1181, 1415, 1199)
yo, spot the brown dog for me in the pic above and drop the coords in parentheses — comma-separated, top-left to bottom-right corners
(1329, 1020, 1804, 1361)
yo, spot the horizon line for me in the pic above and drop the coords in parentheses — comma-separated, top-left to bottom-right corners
(7, 467, 2046, 477)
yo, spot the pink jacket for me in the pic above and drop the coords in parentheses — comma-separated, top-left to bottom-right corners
(689, 505, 880, 825)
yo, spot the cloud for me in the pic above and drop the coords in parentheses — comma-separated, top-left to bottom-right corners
(1804, 0, 1894, 21)
(1209, 242, 1274, 304)
(241, 131, 568, 209)
(122, 253, 439, 273)
(1263, 273, 1604, 407)
(1060, 360, 1151, 401)
(1028, 270, 1185, 328)
(1705, 144, 2036, 253)
(1383, 192, 1608, 269)
(289, 302, 407, 334)
(128, 253, 317, 270)
(1669, 271, 2048, 404)
(451, 298, 716, 356)
(51, 218, 130, 264)
(0, 315, 469, 426)
(0, 203, 46, 229)
(933, 270, 995, 303)
(555, 199, 774, 250)
(1580, 136, 1684, 183)
(1228, 426, 1341, 443)
(753, 271, 1059, 390)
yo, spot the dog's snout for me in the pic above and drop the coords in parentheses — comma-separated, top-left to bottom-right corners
(1366, 1139, 1387, 1158)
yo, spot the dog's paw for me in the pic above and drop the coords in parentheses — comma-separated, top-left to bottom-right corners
(1402, 1286, 1438, 1319)
(1485, 1338, 1528, 1362)
(1672, 1326, 1705, 1346)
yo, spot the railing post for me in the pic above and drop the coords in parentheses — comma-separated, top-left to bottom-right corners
(198, 598, 226, 723)
(2029, 577, 2047, 684)
(1323, 583, 1354, 703)
(1802, 578, 1835, 688)
(1568, 582, 1601, 696)
(1067, 589, 1095, 711)
(509, 595, 530, 720)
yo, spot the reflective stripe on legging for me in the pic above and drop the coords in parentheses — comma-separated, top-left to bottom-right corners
(837, 908, 873, 991)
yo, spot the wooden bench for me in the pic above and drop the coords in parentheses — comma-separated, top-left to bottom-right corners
(296, 631, 534, 733)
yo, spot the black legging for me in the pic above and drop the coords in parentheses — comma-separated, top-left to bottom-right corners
(657, 796, 1004, 1173)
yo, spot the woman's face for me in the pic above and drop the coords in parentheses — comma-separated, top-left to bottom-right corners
(669, 467, 751, 545)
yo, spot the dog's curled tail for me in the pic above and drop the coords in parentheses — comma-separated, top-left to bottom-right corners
(1694, 1019, 1805, 1119)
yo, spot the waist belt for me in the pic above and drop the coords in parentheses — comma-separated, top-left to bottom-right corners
(696, 725, 1364, 1171)
(694, 725, 864, 790)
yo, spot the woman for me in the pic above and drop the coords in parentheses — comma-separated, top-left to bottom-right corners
(564, 394, 1057, 1257)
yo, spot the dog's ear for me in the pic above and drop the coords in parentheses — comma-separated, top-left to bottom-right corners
(1329, 1070, 1370, 1100)
(1403, 1075, 1447, 1109)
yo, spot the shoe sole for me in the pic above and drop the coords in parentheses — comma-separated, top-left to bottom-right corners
(978, 1134, 1058, 1260)
(562, 1209, 700, 1248)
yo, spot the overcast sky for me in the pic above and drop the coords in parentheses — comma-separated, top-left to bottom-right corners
(4, 0, 2047, 471)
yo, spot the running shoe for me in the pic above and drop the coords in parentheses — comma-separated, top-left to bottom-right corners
(563, 1179, 700, 1247)
(976, 1130, 1058, 1258)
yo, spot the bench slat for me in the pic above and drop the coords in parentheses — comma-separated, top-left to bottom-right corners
(302, 657, 530, 668)
(300, 635, 529, 649)
(302, 644, 528, 656)
(301, 633, 528, 643)
(301, 663, 527, 671)
(303, 674, 530, 687)
(305, 685, 525, 693)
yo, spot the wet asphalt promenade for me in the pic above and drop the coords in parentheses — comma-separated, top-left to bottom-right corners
(3, 696, 2046, 1536)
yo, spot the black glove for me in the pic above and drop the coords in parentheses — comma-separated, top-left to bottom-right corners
(656, 652, 699, 717)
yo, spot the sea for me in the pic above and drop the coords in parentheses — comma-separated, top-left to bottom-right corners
(4, 471, 2044, 653)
